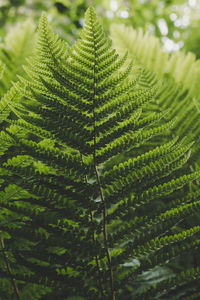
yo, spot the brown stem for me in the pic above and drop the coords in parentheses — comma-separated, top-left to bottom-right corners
(94, 166, 115, 300)
(0, 237, 20, 300)
(80, 154, 104, 297)
(90, 211, 104, 298)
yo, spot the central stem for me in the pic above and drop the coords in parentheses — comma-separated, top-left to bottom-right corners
(91, 18, 115, 300)
(80, 152, 104, 297)
(94, 165, 115, 299)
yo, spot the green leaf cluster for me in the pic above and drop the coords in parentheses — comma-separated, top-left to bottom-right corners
(110, 24, 200, 166)
(0, 7, 200, 300)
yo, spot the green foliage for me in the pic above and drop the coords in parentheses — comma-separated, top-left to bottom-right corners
(110, 24, 200, 98)
(0, 6, 200, 300)
(184, 21, 200, 59)
(110, 24, 200, 165)
(0, 0, 25, 27)
(0, 19, 36, 96)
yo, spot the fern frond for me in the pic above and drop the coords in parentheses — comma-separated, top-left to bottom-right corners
(0, 82, 21, 128)
(139, 267, 200, 299)
(110, 24, 200, 98)
(110, 24, 200, 167)
(0, 20, 36, 96)
(1, 7, 200, 300)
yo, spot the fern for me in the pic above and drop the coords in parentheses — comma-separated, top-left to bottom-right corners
(0, 7, 200, 300)
(0, 20, 36, 96)
(0, 19, 36, 131)
(110, 24, 200, 166)
(110, 24, 200, 99)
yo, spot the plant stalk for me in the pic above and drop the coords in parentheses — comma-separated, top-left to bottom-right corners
(80, 154, 104, 297)
(94, 166, 115, 300)
(91, 15, 115, 299)
(90, 211, 104, 298)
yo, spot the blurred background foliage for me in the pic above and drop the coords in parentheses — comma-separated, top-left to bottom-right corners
(0, 0, 200, 57)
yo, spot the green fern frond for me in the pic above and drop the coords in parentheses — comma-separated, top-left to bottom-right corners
(0, 82, 21, 128)
(110, 24, 200, 167)
(0, 20, 36, 96)
(0, 7, 200, 300)
(110, 24, 200, 98)
(139, 267, 200, 299)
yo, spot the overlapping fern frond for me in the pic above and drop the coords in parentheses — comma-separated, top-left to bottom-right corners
(0, 7, 200, 300)
(110, 24, 200, 166)
(0, 20, 36, 96)
(110, 24, 200, 98)
(0, 20, 36, 133)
